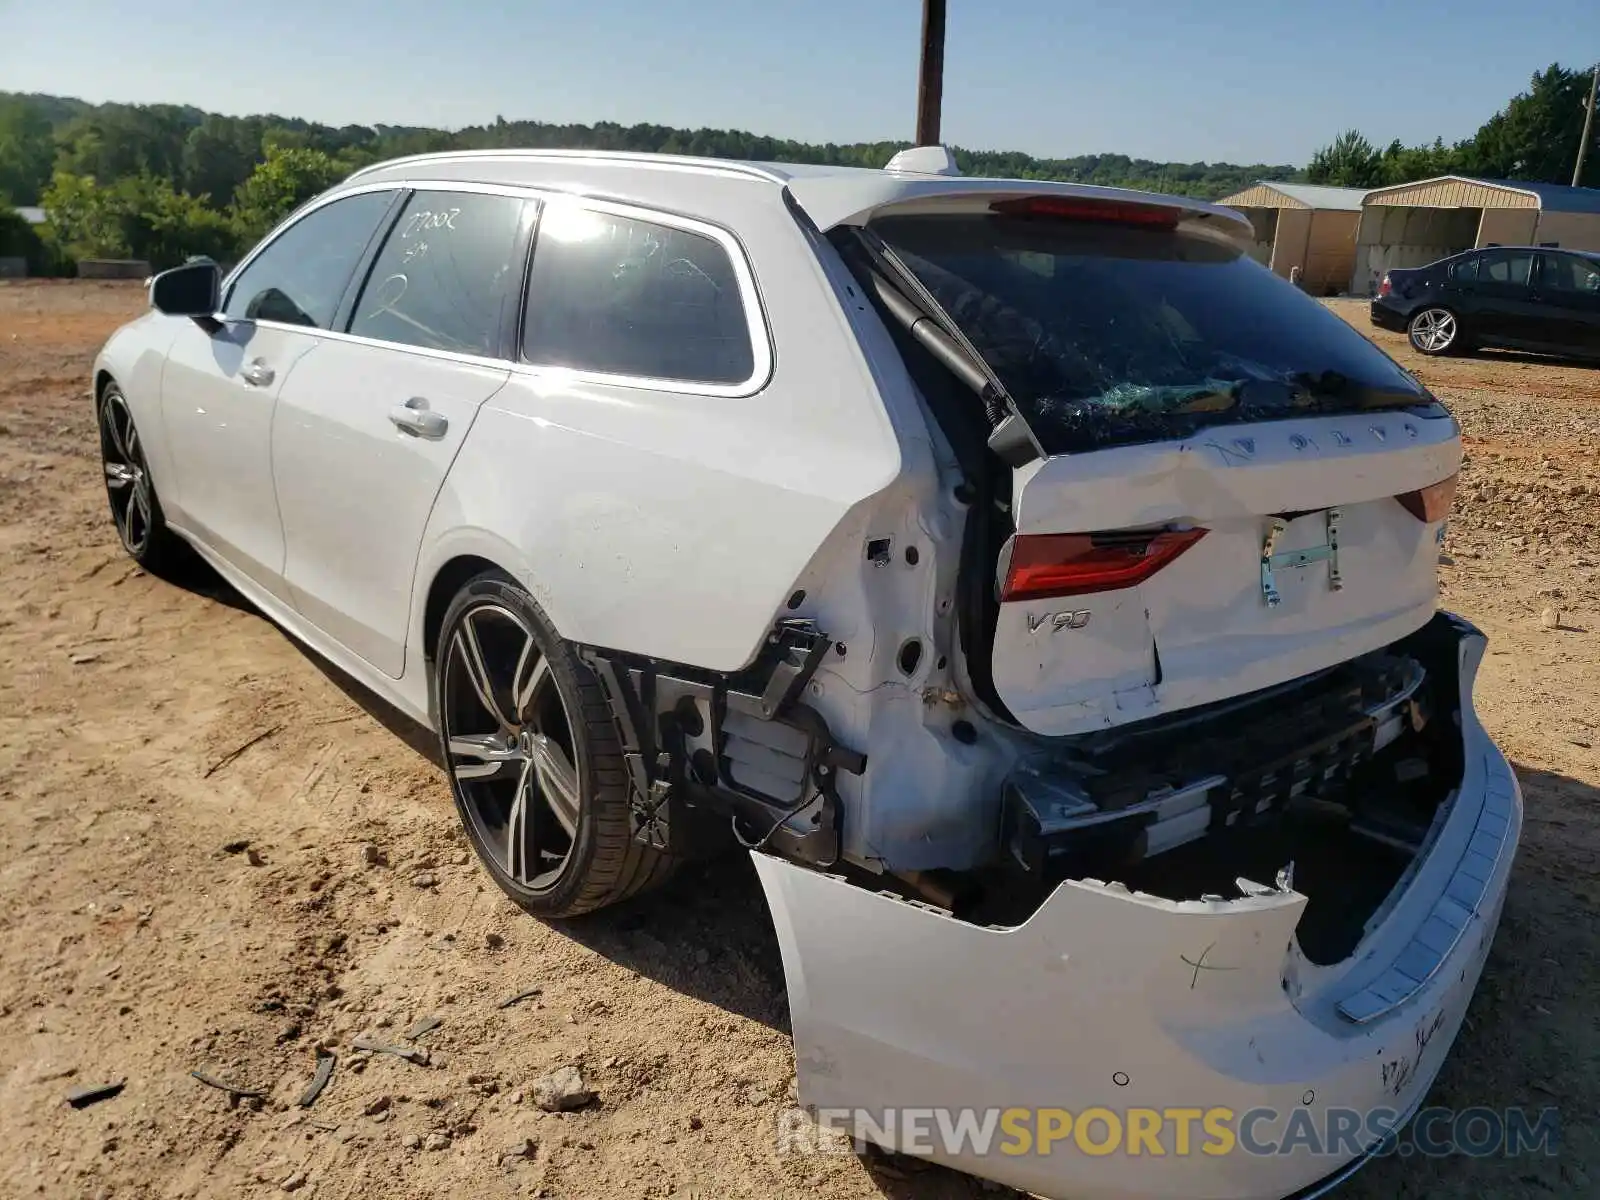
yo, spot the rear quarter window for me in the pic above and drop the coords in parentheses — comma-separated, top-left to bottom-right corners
(522, 203, 756, 387)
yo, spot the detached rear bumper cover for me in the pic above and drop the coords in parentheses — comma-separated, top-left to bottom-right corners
(754, 619, 1519, 1200)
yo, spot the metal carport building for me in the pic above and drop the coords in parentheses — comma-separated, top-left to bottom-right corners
(1219, 182, 1369, 295)
(1351, 176, 1600, 296)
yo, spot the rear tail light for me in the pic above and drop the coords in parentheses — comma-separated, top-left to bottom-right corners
(990, 196, 1180, 230)
(1378, 274, 1392, 297)
(1396, 473, 1458, 523)
(1001, 528, 1208, 602)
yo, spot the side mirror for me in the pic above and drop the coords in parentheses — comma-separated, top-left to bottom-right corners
(150, 261, 221, 321)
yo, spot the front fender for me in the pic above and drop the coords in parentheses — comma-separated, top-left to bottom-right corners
(94, 311, 183, 505)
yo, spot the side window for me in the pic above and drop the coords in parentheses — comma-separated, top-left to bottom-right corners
(522, 203, 756, 385)
(349, 191, 533, 356)
(224, 191, 396, 328)
(1448, 255, 1479, 283)
(1478, 249, 1534, 288)
(1538, 252, 1600, 295)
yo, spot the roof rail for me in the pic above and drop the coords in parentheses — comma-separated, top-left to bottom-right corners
(343, 148, 789, 186)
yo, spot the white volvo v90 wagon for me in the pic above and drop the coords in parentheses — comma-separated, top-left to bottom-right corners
(94, 146, 1519, 1200)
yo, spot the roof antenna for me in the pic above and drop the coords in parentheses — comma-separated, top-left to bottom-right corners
(885, 146, 962, 177)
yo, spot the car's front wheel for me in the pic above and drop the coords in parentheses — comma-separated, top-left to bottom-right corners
(433, 572, 676, 917)
(1408, 307, 1462, 356)
(98, 382, 186, 574)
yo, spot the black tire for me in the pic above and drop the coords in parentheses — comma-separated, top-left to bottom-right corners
(432, 571, 676, 917)
(97, 381, 189, 577)
(1407, 306, 1463, 357)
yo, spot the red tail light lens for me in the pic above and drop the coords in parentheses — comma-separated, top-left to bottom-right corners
(990, 196, 1180, 230)
(1378, 275, 1392, 297)
(1396, 473, 1458, 523)
(1001, 528, 1208, 602)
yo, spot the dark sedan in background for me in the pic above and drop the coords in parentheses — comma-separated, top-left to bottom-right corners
(1370, 245, 1600, 359)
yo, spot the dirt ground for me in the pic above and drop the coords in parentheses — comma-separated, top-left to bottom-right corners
(0, 282, 1595, 1200)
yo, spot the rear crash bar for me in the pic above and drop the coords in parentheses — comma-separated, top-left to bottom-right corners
(1001, 651, 1426, 874)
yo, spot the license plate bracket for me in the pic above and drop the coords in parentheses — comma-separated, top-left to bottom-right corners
(1261, 508, 1343, 607)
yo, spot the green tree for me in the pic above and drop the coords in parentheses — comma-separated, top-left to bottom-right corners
(133, 175, 236, 266)
(1376, 137, 1465, 186)
(42, 170, 233, 267)
(1466, 63, 1599, 185)
(0, 97, 55, 204)
(1307, 130, 1383, 187)
(230, 144, 345, 244)
(55, 104, 193, 183)
(180, 114, 266, 204)
(40, 171, 126, 258)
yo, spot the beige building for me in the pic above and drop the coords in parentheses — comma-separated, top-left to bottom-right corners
(1219, 182, 1368, 295)
(1351, 176, 1600, 296)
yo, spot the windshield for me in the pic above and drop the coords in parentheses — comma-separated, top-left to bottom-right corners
(867, 212, 1443, 455)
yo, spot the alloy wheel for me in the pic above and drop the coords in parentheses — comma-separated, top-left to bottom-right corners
(99, 389, 154, 556)
(1410, 308, 1457, 354)
(442, 602, 581, 890)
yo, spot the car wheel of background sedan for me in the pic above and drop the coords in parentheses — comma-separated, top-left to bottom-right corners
(1408, 307, 1461, 356)
(98, 382, 186, 575)
(434, 571, 677, 918)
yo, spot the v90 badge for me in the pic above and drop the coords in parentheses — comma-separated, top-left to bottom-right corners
(1026, 609, 1092, 633)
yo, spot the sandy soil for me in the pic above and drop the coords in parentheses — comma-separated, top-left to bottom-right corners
(0, 282, 1595, 1200)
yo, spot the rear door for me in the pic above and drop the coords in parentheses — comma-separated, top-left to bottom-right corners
(1533, 251, 1600, 356)
(865, 204, 1459, 736)
(270, 187, 534, 677)
(160, 189, 399, 599)
(1437, 252, 1479, 313)
(1471, 248, 1542, 345)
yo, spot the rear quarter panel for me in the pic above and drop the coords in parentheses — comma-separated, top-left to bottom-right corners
(412, 193, 907, 674)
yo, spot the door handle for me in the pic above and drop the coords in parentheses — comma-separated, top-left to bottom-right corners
(241, 358, 274, 387)
(388, 397, 448, 439)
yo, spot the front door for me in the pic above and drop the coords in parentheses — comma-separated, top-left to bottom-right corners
(1534, 251, 1600, 356)
(159, 188, 401, 597)
(160, 321, 315, 599)
(1469, 247, 1542, 345)
(272, 188, 535, 677)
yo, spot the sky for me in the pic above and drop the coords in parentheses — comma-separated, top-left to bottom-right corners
(1, 0, 1597, 166)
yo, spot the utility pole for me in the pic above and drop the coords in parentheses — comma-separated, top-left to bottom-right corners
(915, 0, 947, 146)
(1576, 64, 1599, 188)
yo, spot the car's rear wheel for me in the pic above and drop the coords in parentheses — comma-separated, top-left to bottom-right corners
(433, 572, 676, 917)
(1408, 307, 1461, 356)
(98, 382, 186, 574)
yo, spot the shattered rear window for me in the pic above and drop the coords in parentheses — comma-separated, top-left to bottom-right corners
(869, 213, 1442, 455)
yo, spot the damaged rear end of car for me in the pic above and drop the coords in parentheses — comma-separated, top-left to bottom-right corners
(555, 168, 1518, 1200)
(733, 177, 1519, 1199)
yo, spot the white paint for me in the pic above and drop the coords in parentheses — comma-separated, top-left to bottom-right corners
(995, 412, 1461, 736)
(755, 630, 1521, 1199)
(95, 152, 1522, 1200)
(156, 320, 317, 602)
(271, 342, 510, 677)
